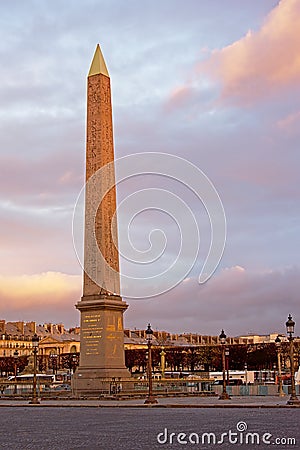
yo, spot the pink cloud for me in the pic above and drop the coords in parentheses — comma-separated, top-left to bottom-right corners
(277, 110, 300, 133)
(0, 149, 83, 204)
(198, 0, 300, 104)
(0, 272, 81, 326)
(164, 86, 194, 112)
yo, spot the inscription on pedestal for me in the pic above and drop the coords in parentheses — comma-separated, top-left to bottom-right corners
(81, 313, 102, 356)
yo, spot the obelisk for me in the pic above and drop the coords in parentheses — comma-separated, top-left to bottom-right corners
(73, 45, 130, 395)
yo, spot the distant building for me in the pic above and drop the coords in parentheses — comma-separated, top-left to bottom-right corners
(0, 319, 296, 358)
(0, 320, 80, 358)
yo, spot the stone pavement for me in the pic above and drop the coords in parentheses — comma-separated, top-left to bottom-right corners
(0, 394, 298, 408)
(1, 406, 299, 450)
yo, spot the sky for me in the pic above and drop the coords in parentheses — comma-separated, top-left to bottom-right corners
(0, 0, 299, 337)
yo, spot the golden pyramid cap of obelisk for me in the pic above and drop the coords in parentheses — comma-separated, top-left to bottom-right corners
(88, 44, 109, 77)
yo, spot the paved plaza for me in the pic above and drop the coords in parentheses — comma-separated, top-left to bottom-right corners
(0, 404, 299, 450)
(0, 396, 299, 449)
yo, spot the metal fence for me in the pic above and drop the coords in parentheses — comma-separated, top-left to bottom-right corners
(213, 384, 300, 396)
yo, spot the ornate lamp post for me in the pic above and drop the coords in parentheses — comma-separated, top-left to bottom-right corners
(144, 324, 158, 404)
(225, 346, 229, 386)
(219, 329, 231, 400)
(275, 336, 284, 397)
(13, 349, 19, 395)
(285, 314, 300, 405)
(29, 333, 40, 405)
(244, 362, 248, 385)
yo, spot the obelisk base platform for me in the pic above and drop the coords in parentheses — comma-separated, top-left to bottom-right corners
(73, 294, 131, 396)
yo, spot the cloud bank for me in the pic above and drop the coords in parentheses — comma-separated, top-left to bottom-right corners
(0, 272, 81, 325)
(126, 265, 300, 336)
(0, 0, 299, 334)
(198, 0, 300, 105)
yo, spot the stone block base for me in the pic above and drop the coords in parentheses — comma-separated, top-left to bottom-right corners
(72, 367, 131, 396)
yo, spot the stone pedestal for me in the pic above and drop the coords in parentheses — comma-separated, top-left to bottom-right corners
(73, 293, 130, 395)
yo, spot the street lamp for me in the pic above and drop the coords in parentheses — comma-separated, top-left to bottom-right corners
(244, 362, 248, 385)
(13, 349, 19, 395)
(225, 346, 229, 386)
(285, 314, 300, 405)
(275, 336, 284, 397)
(219, 329, 231, 400)
(29, 333, 40, 404)
(144, 324, 158, 404)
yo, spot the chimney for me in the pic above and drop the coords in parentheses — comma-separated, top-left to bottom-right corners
(0, 320, 5, 334)
(45, 323, 53, 334)
(57, 324, 64, 334)
(15, 321, 24, 335)
(26, 321, 36, 334)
